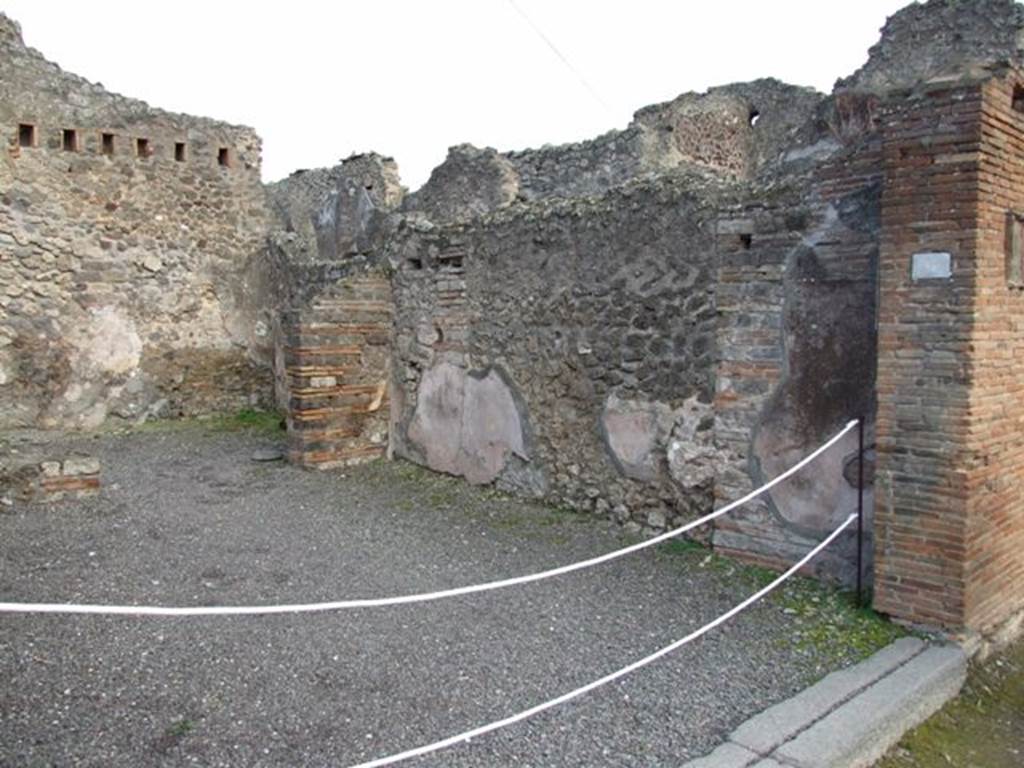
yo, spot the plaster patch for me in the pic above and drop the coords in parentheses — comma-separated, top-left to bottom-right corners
(407, 362, 527, 484)
(602, 395, 674, 481)
(78, 307, 143, 376)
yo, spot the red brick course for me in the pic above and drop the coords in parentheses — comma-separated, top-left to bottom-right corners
(282, 276, 392, 469)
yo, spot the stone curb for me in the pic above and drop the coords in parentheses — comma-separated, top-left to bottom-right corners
(681, 637, 967, 768)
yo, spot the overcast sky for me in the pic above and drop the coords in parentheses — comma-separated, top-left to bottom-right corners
(2, 1, 910, 189)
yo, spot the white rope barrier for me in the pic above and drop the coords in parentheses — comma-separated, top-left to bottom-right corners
(0, 421, 858, 616)
(348, 512, 858, 768)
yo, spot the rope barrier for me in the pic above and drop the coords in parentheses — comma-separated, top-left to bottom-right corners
(348, 512, 858, 768)
(0, 420, 858, 617)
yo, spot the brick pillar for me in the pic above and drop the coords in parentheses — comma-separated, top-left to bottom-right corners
(962, 74, 1024, 631)
(282, 274, 392, 469)
(874, 71, 1024, 633)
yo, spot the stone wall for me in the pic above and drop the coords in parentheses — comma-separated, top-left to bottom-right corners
(265, 155, 405, 465)
(268, 154, 404, 271)
(711, 118, 882, 583)
(374, 0, 1024, 603)
(4, 0, 1024, 634)
(369, 74, 879, 584)
(512, 80, 823, 196)
(389, 176, 726, 530)
(0, 13, 274, 429)
(268, 165, 352, 263)
(386, 153, 881, 582)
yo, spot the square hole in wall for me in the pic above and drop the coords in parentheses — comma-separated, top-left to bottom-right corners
(101, 132, 115, 156)
(218, 147, 231, 167)
(438, 248, 465, 269)
(175, 142, 186, 162)
(18, 123, 35, 148)
(62, 129, 79, 152)
(136, 138, 150, 158)
(1013, 85, 1024, 114)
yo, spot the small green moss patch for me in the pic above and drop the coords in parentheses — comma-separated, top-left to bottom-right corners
(877, 638, 1024, 767)
(652, 538, 906, 666)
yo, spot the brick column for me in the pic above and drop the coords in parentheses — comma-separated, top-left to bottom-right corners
(962, 74, 1024, 631)
(282, 275, 392, 469)
(874, 72, 1024, 633)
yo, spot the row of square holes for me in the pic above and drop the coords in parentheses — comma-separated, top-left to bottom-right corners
(17, 123, 232, 167)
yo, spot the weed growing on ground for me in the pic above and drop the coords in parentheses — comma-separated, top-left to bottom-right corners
(131, 408, 284, 434)
(168, 719, 195, 737)
(654, 537, 706, 557)
(427, 487, 459, 508)
(232, 408, 284, 429)
(151, 717, 198, 754)
(367, 460, 589, 541)
(383, 459, 439, 483)
(773, 584, 907, 663)
(357, 460, 470, 514)
(651, 535, 906, 666)
(876, 639, 1024, 767)
(200, 408, 284, 433)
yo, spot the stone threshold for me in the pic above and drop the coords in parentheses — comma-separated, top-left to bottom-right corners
(682, 637, 967, 768)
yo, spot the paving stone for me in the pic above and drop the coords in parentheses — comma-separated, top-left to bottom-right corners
(681, 742, 759, 768)
(731, 637, 925, 754)
(774, 644, 968, 768)
(250, 447, 285, 462)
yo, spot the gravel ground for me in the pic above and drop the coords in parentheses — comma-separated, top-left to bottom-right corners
(2, 424, 875, 768)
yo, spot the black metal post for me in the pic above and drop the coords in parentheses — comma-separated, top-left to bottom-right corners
(856, 416, 865, 609)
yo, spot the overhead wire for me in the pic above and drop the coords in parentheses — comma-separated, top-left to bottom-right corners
(505, 0, 616, 117)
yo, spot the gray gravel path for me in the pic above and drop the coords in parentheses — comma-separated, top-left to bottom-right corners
(2, 425, 856, 767)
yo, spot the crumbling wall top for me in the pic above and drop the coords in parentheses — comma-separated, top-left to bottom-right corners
(395, 78, 822, 226)
(267, 152, 404, 271)
(838, 0, 1024, 93)
(390, 167, 738, 250)
(402, 144, 519, 223)
(0, 12, 22, 44)
(633, 79, 825, 177)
